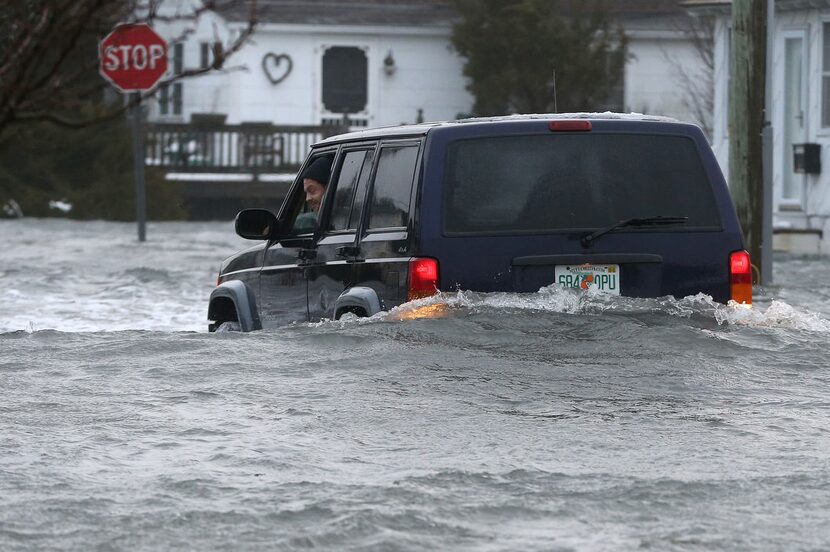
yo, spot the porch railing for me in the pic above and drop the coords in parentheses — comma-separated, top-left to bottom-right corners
(144, 122, 347, 173)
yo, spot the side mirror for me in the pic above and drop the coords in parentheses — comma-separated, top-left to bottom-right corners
(235, 209, 278, 240)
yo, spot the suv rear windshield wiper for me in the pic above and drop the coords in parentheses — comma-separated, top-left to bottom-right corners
(581, 216, 688, 248)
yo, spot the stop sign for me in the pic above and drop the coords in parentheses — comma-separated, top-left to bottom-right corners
(99, 24, 168, 92)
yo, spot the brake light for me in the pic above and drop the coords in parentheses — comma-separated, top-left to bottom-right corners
(548, 120, 592, 132)
(729, 250, 752, 305)
(408, 257, 439, 300)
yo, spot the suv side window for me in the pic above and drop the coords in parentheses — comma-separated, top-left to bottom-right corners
(348, 149, 375, 230)
(328, 149, 373, 231)
(283, 153, 335, 235)
(367, 145, 419, 229)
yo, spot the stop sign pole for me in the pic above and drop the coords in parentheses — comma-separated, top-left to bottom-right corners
(99, 24, 168, 242)
(130, 93, 148, 243)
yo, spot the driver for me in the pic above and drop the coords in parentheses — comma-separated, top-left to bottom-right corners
(292, 156, 332, 232)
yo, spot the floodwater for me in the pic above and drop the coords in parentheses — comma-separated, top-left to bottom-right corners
(1, 218, 829, 551)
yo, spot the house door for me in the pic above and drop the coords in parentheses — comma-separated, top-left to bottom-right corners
(780, 32, 808, 209)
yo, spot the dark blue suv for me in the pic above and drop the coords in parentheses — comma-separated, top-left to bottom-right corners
(208, 115, 752, 332)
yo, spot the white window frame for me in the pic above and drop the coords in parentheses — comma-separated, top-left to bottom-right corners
(315, 42, 374, 128)
(157, 42, 184, 119)
(778, 28, 809, 210)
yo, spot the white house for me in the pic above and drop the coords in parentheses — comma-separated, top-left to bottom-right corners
(148, 0, 713, 129)
(700, 0, 830, 254)
(150, 0, 472, 128)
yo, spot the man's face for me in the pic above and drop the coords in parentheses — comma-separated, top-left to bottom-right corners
(303, 178, 326, 213)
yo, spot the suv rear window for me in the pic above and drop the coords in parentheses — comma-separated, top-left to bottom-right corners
(443, 134, 722, 234)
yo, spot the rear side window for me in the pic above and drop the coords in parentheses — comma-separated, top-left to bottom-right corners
(329, 150, 369, 231)
(348, 149, 375, 230)
(443, 134, 722, 234)
(368, 145, 419, 229)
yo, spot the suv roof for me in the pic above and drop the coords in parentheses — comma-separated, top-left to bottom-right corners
(314, 112, 686, 146)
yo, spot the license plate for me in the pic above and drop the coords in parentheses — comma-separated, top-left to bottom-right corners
(555, 264, 620, 295)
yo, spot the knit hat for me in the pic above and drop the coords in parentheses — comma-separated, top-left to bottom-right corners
(301, 157, 332, 185)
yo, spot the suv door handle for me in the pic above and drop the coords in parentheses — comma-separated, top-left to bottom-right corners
(336, 245, 361, 258)
(297, 248, 317, 261)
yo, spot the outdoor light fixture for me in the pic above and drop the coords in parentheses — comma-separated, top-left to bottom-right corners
(383, 50, 396, 75)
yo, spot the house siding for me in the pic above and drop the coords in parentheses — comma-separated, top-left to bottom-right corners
(625, 33, 710, 126)
(152, 14, 472, 127)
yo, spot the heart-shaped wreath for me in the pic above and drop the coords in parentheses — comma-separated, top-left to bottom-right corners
(262, 53, 293, 85)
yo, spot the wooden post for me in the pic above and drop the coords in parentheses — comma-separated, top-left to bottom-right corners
(729, 0, 767, 283)
(761, 0, 775, 285)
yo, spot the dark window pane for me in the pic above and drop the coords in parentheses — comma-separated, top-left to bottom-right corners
(159, 84, 169, 115)
(329, 150, 367, 231)
(443, 134, 722, 234)
(200, 42, 210, 69)
(824, 76, 830, 128)
(322, 46, 368, 113)
(174, 43, 184, 74)
(348, 149, 375, 229)
(368, 146, 418, 229)
(824, 23, 830, 72)
(172, 83, 183, 115)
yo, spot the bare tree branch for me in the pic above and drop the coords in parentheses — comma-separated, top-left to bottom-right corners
(0, 0, 259, 137)
(18, 0, 111, 112)
(0, 4, 51, 83)
(663, 11, 715, 140)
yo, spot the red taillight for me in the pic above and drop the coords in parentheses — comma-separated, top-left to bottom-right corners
(548, 120, 592, 132)
(729, 250, 752, 305)
(408, 257, 439, 301)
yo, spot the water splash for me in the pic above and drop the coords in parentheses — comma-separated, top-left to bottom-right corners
(316, 285, 830, 334)
(713, 299, 830, 331)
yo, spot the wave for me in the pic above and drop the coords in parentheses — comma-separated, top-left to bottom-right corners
(318, 285, 830, 334)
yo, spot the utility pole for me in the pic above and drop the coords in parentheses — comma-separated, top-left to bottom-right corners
(729, 0, 767, 284)
(761, 0, 775, 285)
